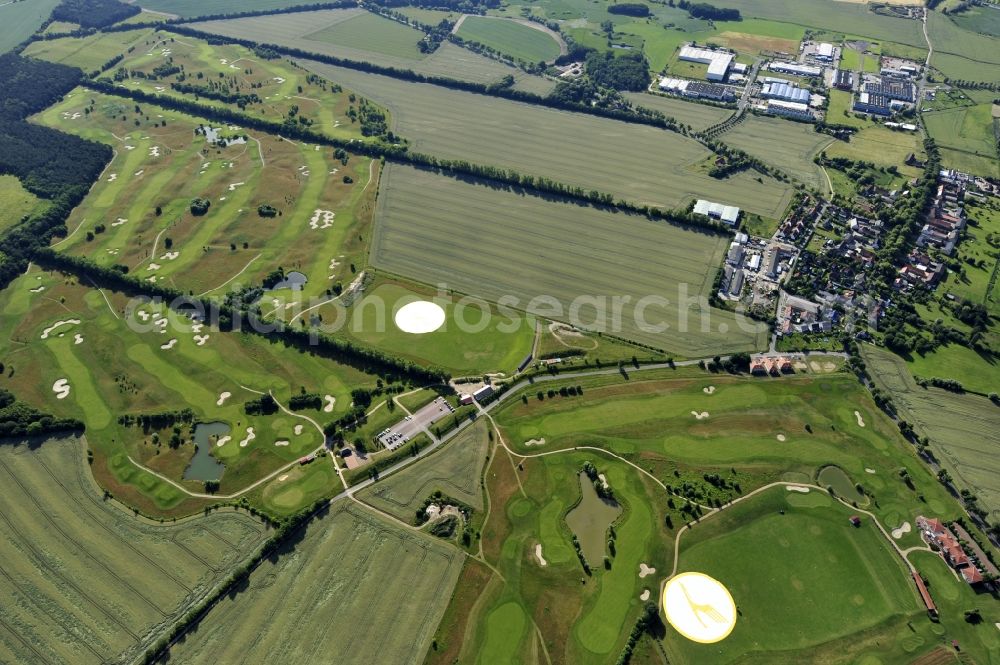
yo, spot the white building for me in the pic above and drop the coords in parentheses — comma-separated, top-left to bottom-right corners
(694, 199, 740, 226)
(768, 61, 822, 78)
(678, 45, 733, 81)
(761, 81, 810, 103)
(816, 42, 834, 61)
(764, 100, 813, 121)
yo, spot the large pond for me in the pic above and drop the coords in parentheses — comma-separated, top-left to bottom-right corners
(183, 422, 228, 482)
(566, 472, 621, 565)
(270, 271, 308, 291)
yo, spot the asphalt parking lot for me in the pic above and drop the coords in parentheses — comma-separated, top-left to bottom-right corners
(376, 396, 455, 450)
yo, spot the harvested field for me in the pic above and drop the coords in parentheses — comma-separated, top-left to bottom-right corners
(167, 501, 463, 664)
(623, 92, 732, 132)
(371, 164, 768, 356)
(455, 16, 562, 63)
(0, 438, 267, 664)
(860, 344, 1000, 518)
(718, 115, 833, 191)
(357, 419, 490, 521)
(304, 62, 794, 217)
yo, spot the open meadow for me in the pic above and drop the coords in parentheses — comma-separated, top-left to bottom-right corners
(34, 90, 378, 305)
(455, 16, 563, 64)
(0, 438, 268, 664)
(924, 104, 1000, 178)
(370, 164, 769, 357)
(22, 27, 158, 73)
(303, 62, 794, 218)
(623, 92, 732, 133)
(0, 268, 382, 517)
(0, 174, 45, 234)
(165, 500, 464, 664)
(861, 344, 1000, 520)
(0, 0, 60, 54)
(928, 10, 1000, 83)
(718, 115, 833, 192)
(356, 419, 489, 522)
(192, 9, 555, 91)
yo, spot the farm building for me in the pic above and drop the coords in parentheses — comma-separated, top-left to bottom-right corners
(472, 385, 494, 403)
(459, 393, 474, 406)
(693, 199, 740, 226)
(763, 100, 813, 121)
(678, 45, 734, 81)
(761, 81, 811, 104)
(768, 61, 822, 78)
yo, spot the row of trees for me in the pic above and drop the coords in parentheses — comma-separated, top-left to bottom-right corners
(0, 389, 84, 440)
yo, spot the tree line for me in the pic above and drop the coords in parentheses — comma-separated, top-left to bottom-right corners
(0, 389, 84, 440)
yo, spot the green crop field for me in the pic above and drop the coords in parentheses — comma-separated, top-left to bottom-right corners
(455, 16, 562, 63)
(824, 125, 924, 175)
(718, 115, 834, 191)
(0, 0, 60, 53)
(928, 10, 1000, 82)
(0, 268, 381, 517)
(924, 104, 999, 178)
(28, 31, 375, 142)
(303, 62, 794, 218)
(167, 500, 464, 664)
(34, 90, 378, 306)
(371, 164, 769, 356)
(192, 10, 555, 90)
(356, 419, 490, 522)
(623, 93, 732, 132)
(665, 488, 924, 664)
(339, 278, 536, 376)
(303, 10, 426, 60)
(943, 200, 1000, 317)
(861, 344, 1000, 519)
(0, 439, 268, 664)
(950, 5, 1000, 38)
(0, 174, 44, 233)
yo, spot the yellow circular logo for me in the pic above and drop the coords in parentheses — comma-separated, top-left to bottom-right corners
(662, 572, 737, 644)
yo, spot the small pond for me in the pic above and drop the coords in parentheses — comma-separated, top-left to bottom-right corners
(566, 472, 621, 565)
(183, 422, 228, 482)
(818, 465, 866, 504)
(270, 271, 308, 291)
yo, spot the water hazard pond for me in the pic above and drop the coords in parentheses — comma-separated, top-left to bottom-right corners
(183, 422, 227, 482)
(566, 471, 621, 564)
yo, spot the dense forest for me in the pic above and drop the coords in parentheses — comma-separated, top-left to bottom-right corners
(677, 1, 741, 21)
(584, 51, 652, 91)
(51, 0, 140, 28)
(607, 2, 651, 17)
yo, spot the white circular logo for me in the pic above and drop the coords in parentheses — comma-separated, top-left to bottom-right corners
(662, 572, 737, 644)
(393, 300, 446, 334)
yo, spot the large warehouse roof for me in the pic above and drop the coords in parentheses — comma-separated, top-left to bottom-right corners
(761, 81, 810, 103)
(679, 45, 733, 78)
(694, 199, 740, 225)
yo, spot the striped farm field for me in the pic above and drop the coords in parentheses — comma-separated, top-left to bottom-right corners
(718, 115, 834, 191)
(166, 500, 463, 664)
(0, 0, 60, 54)
(370, 164, 769, 356)
(623, 92, 733, 132)
(303, 62, 794, 218)
(192, 10, 553, 89)
(455, 16, 563, 63)
(0, 439, 267, 664)
(357, 419, 490, 522)
(137, 0, 324, 18)
(860, 344, 1000, 518)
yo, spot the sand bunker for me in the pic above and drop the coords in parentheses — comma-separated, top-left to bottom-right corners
(149, 146, 160, 157)
(148, 263, 161, 271)
(29, 285, 45, 293)
(161, 251, 179, 261)
(274, 440, 290, 447)
(524, 438, 546, 447)
(194, 334, 210, 346)
(309, 209, 335, 230)
(160, 338, 177, 350)
(239, 427, 256, 447)
(394, 301, 446, 334)
(640, 589, 650, 601)
(294, 424, 303, 436)
(191, 322, 204, 334)
(891, 522, 912, 539)
(865, 468, 876, 475)
(776, 434, 786, 442)
(134, 169, 144, 177)
(52, 379, 71, 399)
(786, 485, 810, 493)
(215, 435, 231, 447)
(598, 473, 609, 490)
(639, 563, 656, 578)
(108, 173, 118, 182)
(228, 182, 244, 191)
(690, 411, 710, 420)
(73, 333, 84, 345)
(41, 319, 80, 339)
(854, 411, 866, 427)
(137, 310, 150, 322)
(323, 395, 336, 413)
(217, 391, 231, 406)
(534, 543, 547, 566)
(112, 217, 127, 227)
(703, 386, 716, 394)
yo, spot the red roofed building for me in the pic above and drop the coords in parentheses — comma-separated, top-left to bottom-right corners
(917, 517, 946, 536)
(961, 567, 984, 585)
(911, 572, 938, 618)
